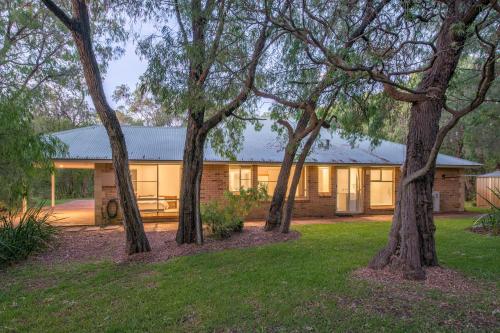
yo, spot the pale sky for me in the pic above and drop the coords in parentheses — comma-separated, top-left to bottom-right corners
(102, 40, 147, 107)
(101, 21, 154, 108)
(100, 22, 272, 113)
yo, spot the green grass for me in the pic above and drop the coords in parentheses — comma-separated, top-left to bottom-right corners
(465, 200, 491, 214)
(0, 218, 498, 332)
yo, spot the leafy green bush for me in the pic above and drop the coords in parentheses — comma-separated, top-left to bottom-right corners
(472, 187, 500, 235)
(201, 186, 268, 239)
(0, 205, 57, 266)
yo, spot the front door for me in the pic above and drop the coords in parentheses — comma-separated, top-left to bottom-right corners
(336, 167, 363, 214)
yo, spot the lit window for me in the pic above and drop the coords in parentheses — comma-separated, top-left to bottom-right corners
(229, 165, 252, 192)
(370, 168, 394, 207)
(318, 166, 331, 195)
(257, 166, 308, 198)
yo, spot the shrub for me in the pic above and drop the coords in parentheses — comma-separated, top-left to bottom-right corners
(201, 185, 268, 239)
(0, 205, 57, 266)
(472, 187, 500, 235)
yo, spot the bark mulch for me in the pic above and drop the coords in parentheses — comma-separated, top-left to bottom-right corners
(30, 227, 300, 265)
(353, 266, 481, 294)
(350, 267, 499, 331)
(468, 226, 500, 236)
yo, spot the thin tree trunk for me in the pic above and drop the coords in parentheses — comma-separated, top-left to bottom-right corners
(177, 113, 206, 245)
(280, 123, 321, 233)
(43, 0, 151, 254)
(265, 111, 311, 230)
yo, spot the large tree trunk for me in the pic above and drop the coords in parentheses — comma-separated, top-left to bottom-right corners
(368, 1, 485, 278)
(265, 112, 311, 230)
(280, 123, 321, 233)
(369, 101, 441, 279)
(176, 113, 206, 245)
(68, 0, 150, 254)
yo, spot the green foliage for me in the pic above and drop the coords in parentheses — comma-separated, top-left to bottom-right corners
(441, 55, 500, 171)
(30, 169, 94, 204)
(0, 95, 66, 209)
(126, 0, 267, 157)
(201, 185, 268, 239)
(0, 205, 57, 266)
(473, 187, 500, 235)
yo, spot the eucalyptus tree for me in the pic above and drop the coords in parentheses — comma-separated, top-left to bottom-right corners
(0, 0, 94, 127)
(1, 0, 77, 94)
(112, 84, 184, 126)
(0, 0, 94, 208)
(274, 0, 499, 279)
(129, 0, 272, 244)
(41, 0, 151, 254)
(0, 95, 65, 208)
(258, 0, 390, 232)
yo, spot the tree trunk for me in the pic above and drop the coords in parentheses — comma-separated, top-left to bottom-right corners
(265, 112, 311, 230)
(280, 123, 321, 233)
(176, 113, 206, 245)
(368, 1, 486, 279)
(369, 101, 441, 279)
(69, 0, 150, 254)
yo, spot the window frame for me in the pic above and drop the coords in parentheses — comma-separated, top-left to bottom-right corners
(317, 165, 331, 197)
(369, 167, 395, 208)
(256, 165, 309, 200)
(228, 165, 253, 193)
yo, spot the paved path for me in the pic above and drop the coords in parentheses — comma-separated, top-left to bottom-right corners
(47, 199, 95, 226)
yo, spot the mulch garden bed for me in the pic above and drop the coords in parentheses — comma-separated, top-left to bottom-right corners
(467, 226, 499, 236)
(353, 266, 481, 294)
(29, 226, 300, 265)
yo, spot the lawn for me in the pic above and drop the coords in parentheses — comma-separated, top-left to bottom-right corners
(1, 218, 498, 332)
(465, 200, 492, 214)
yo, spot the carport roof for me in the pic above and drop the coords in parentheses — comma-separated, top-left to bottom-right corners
(51, 120, 481, 168)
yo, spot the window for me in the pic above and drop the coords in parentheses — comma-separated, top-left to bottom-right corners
(229, 165, 252, 192)
(370, 168, 394, 207)
(130, 164, 181, 216)
(257, 166, 308, 198)
(318, 166, 331, 195)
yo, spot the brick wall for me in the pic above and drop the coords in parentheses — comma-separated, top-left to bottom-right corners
(200, 164, 228, 203)
(94, 163, 122, 225)
(92, 162, 465, 225)
(434, 168, 465, 212)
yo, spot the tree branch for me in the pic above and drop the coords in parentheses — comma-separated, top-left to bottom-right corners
(41, 0, 79, 32)
(201, 17, 270, 133)
(403, 34, 498, 186)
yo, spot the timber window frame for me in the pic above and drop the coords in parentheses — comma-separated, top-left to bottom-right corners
(369, 168, 395, 208)
(318, 166, 331, 196)
(228, 165, 252, 192)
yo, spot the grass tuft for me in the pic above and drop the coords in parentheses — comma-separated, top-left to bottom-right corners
(0, 205, 57, 266)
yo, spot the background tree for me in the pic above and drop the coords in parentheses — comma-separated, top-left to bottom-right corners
(259, 0, 390, 232)
(265, 0, 499, 279)
(128, 0, 272, 244)
(112, 84, 184, 126)
(42, 0, 151, 254)
(0, 94, 64, 209)
(1, 0, 99, 208)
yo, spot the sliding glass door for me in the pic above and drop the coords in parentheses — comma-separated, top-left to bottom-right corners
(130, 164, 181, 217)
(336, 167, 363, 213)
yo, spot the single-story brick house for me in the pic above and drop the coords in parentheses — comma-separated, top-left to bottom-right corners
(50, 121, 480, 225)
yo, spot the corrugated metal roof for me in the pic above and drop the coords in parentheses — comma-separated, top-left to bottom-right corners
(477, 171, 500, 177)
(51, 121, 481, 167)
